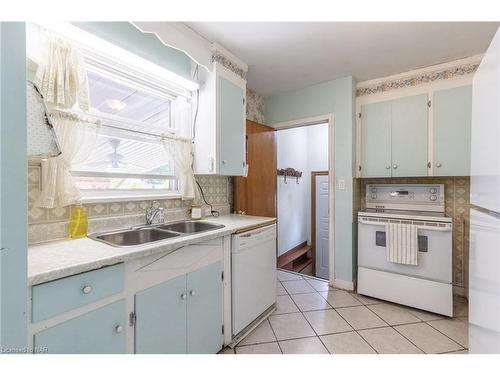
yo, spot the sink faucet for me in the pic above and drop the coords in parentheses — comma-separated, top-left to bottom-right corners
(145, 201, 165, 225)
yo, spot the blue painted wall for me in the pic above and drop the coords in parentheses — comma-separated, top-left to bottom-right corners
(73, 22, 192, 79)
(265, 76, 357, 284)
(0, 22, 28, 349)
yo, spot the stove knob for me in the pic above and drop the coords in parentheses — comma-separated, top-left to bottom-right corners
(370, 187, 377, 193)
(430, 195, 437, 201)
(371, 194, 377, 199)
(429, 187, 437, 194)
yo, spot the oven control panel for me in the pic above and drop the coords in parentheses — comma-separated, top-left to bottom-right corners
(365, 184, 445, 212)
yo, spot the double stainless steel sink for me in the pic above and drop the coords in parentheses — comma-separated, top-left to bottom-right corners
(88, 220, 225, 247)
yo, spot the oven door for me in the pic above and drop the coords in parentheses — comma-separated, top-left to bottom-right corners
(357, 216, 452, 283)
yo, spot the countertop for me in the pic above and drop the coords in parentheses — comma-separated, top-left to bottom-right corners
(28, 214, 276, 286)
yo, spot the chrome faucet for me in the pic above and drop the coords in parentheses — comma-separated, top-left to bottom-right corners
(145, 201, 164, 225)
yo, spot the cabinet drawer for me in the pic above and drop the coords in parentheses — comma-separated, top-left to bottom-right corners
(34, 299, 127, 354)
(32, 263, 124, 322)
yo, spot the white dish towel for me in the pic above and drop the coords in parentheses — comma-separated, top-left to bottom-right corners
(385, 222, 418, 266)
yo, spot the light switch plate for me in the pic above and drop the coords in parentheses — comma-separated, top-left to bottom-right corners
(337, 179, 346, 190)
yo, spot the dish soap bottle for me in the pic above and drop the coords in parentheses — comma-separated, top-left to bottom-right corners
(69, 204, 88, 239)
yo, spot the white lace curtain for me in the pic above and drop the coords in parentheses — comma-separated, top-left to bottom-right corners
(34, 33, 197, 206)
(34, 35, 90, 111)
(164, 96, 197, 200)
(34, 35, 97, 208)
(36, 114, 99, 208)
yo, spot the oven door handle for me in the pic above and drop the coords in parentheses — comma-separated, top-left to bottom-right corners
(358, 219, 452, 232)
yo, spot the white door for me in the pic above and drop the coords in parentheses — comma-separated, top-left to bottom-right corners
(315, 175, 329, 279)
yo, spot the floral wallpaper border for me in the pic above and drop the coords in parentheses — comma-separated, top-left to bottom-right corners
(212, 52, 247, 80)
(356, 63, 479, 97)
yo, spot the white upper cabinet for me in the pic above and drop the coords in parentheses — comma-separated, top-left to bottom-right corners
(360, 101, 392, 177)
(359, 93, 428, 177)
(358, 82, 473, 178)
(194, 63, 246, 176)
(218, 76, 246, 175)
(391, 94, 428, 177)
(433, 85, 472, 176)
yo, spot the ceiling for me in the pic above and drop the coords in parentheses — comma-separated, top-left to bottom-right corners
(186, 22, 499, 97)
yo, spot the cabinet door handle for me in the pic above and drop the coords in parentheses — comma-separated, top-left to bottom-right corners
(436, 162, 442, 168)
(115, 325, 123, 334)
(189, 290, 196, 297)
(82, 285, 93, 294)
(180, 293, 187, 300)
(221, 160, 227, 164)
(385, 165, 391, 170)
(392, 164, 398, 169)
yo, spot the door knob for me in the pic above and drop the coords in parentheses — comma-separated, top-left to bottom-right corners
(180, 293, 187, 300)
(392, 164, 398, 169)
(82, 285, 93, 294)
(189, 290, 196, 297)
(115, 325, 123, 334)
(436, 162, 442, 168)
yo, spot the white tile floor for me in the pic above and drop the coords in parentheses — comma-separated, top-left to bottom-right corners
(222, 269, 469, 354)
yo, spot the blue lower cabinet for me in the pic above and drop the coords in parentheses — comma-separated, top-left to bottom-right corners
(134, 274, 187, 354)
(186, 261, 223, 354)
(33, 300, 127, 354)
(32, 263, 124, 322)
(134, 262, 223, 354)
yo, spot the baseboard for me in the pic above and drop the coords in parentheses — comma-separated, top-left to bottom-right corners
(332, 278, 355, 292)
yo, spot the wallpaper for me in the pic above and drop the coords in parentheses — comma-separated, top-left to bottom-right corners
(246, 88, 265, 124)
(28, 164, 232, 244)
(356, 62, 478, 97)
(356, 176, 470, 296)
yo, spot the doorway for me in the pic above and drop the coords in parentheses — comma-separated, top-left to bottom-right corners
(275, 122, 330, 279)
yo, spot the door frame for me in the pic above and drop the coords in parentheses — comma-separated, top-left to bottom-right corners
(0, 22, 28, 349)
(271, 114, 335, 285)
(311, 171, 328, 277)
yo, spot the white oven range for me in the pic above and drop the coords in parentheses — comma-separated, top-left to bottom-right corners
(357, 184, 453, 316)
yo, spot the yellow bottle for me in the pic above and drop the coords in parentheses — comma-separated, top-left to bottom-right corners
(68, 205, 88, 239)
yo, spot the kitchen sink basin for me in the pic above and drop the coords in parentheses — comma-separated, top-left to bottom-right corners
(91, 228, 180, 247)
(155, 220, 225, 234)
(89, 220, 225, 247)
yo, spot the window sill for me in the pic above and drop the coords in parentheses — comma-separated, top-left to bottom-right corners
(80, 192, 183, 204)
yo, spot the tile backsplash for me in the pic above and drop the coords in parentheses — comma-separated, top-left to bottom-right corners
(356, 176, 470, 296)
(28, 164, 232, 245)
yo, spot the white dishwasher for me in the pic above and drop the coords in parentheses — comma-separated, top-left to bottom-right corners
(231, 224, 277, 336)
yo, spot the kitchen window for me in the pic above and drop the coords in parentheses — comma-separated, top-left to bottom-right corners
(27, 22, 198, 208)
(69, 57, 190, 201)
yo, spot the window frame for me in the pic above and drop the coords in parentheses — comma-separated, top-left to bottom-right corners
(69, 46, 192, 202)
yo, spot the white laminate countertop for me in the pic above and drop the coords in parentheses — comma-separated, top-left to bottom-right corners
(28, 214, 276, 286)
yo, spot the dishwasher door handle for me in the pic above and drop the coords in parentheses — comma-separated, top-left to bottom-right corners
(237, 226, 275, 238)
